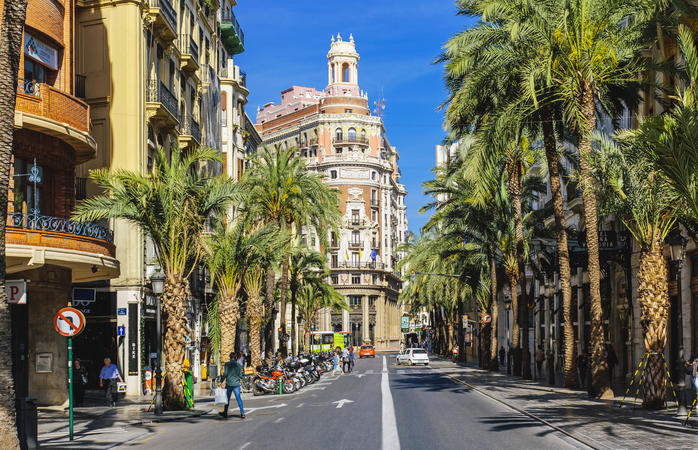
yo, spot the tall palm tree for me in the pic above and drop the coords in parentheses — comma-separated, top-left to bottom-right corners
(205, 221, 279, 363)
(0, 0, 29, 444)
(441, 0, 581, 386)
(243, 146, 339, 356)
(74, 145, 236, 409)
(590, 132, 679, 408)
(297, 282, 348, 351)
(288, 246, 326, 355)
(244, 268, 265, 370)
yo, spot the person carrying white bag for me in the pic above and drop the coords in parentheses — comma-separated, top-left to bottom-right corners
(215, 351, 245, 419)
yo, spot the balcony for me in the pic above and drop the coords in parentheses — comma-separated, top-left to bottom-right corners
(146, 80, 179, 128)
(178, 34, 199, 73)
(178, 113, 201, 148)
(147, 0, 177, 43)
(221, 11, 245, 55)
(370, 198, 379, 208)
(349, 241, 362, 249)
(333, 136, 369, 146)
(5, 213, 119, 282)
(331, 261, 387, 270)
(15, 79, 96, 163)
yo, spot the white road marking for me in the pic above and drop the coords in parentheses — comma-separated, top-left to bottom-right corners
(238, 442, 251, 450)
(382, 356, 401, 450)
(332, 399, 354, 408)
(296, 403, 304, 408)
(273, 417, 285, 423)
(244, 403, 287, 414)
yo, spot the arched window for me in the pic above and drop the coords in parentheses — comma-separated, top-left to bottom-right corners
(361, 129, 366, 140)
(348, 128, 356, 141)
(342, 63, 350, 82)
(335, 128, 343, 141)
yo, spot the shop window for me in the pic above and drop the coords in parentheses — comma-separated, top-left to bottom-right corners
(330, 170, 337, 179)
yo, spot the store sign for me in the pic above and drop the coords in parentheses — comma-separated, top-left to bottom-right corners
(6, 280, 27, 304)
(24, 32, 58, 70)
(401, 316, 409, 333)
(73, 288, 96, 314)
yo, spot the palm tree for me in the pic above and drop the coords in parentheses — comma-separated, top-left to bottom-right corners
(74, 145, 236, 409)
(288, 246, 326, 355)
(244, 267, 265, 369)
(205, 221, 279, 363)
(0, 0, 29, 444)
(297, 282, 348, 351)
(440, 0, 582, 386)
(243, 146, 339, 356)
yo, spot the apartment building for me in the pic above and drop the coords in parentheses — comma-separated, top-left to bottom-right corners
(74, 0, 245, 394)
(256, 35, 408, 350)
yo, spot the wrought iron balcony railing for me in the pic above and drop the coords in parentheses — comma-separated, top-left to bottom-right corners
(149, 0, 177, 33)
(8, 213, 113, 243)
(146, 80, 178, 120)
(17, 78, 40, 97)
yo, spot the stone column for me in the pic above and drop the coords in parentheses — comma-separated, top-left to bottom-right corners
(362, 295, 369, 342)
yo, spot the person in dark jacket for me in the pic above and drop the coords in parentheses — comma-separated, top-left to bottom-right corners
(219, 352, 245, 419)
(73, 359, 88, 406)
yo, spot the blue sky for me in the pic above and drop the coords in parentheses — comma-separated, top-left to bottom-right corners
(233, 0, 474, 234)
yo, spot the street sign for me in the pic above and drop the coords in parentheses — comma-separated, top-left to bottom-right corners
(54, 307, 86, 337)
(117, 325, 125, 336)
(401, 316, 410, 333)
(117, 308, 127, 315)
(5, 280, 27, 304)
(482, 314, 492, 324)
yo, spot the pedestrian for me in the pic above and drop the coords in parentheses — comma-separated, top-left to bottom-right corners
(349, 346, 355, 372)
(218, 352, 245, 419)
(73, 359, 88, 406)
(499, 346, 506, 367)
(331, 347, 342, 376)
(237, 351, 245, 368)
(452, 345, 459, 362)
(685, 354, 698, 396)
(341, 346, 350, 373)
(535, 345, 545, 379)
(577, 350, 588, 388)
(605, 343, 618, 384)
(99, 357, 123, 407)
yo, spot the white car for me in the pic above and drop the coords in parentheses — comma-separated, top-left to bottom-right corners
(396, 348, 430, 366)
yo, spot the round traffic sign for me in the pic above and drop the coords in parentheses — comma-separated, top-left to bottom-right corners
(54, 307, 86, 337)
(482, 314, 492, 324)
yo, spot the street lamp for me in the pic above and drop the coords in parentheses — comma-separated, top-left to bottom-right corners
(150, 269, 165, 416)
(666, 228, 687, 416)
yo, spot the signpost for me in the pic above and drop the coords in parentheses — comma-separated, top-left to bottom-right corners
(54, 306, 85, 441)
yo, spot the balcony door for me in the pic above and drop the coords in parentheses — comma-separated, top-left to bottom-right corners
(13, 158, 52, 216)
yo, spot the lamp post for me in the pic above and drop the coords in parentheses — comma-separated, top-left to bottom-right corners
(667, 228, 687, 416)
(150, 269, 165, 416)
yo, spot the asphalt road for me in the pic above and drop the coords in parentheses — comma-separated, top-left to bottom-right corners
(118, 354, 584, 449)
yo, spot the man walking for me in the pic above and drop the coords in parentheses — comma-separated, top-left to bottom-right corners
(349, 346, 355, 373)
(219, 352, 245, 419)
(99, 357, 123, 407)
(342, 346, 350, 373)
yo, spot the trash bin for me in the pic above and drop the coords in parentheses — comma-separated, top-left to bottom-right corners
(17, 397, 37, 449)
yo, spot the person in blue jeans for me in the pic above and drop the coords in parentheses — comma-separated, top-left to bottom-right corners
(219, 352, 245, 419)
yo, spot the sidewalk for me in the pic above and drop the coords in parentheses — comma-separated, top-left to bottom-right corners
(437, 358, 697, 449)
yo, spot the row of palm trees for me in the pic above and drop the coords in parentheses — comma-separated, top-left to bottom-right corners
(400, 0, 698, 409)
(74, 145, 347, 409)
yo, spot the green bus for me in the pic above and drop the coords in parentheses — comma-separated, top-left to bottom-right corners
(306, 331, 352, 353)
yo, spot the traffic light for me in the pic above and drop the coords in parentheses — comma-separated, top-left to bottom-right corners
(410, 269, 415, 282)
(278, 327, 284, 341)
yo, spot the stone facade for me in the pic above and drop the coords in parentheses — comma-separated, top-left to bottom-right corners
(256, 35, 407, 350)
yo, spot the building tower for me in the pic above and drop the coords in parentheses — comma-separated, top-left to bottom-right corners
(327, 33, 360, 97)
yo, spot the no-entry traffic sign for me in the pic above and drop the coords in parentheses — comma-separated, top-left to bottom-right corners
(54, 307, 86, 337)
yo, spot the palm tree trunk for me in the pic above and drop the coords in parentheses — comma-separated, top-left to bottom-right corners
(638, 233, 670, 409)
(304, 317, 312, 352)
(447, 321, 455, 353)
(279, 239, 290, 357)
(161, 274, 190, 410)
(577, 85, 612, 399)
(218, 292, 239, 362)
(263, 265, 275, 365)
(290, 281, 297, 356)
(542, 109, 577, 388)
(489, 250, 500, 371)
(507, 159, 526, 377)
(509, 272, 520, 375)
(247, 298, 263, 370)
(0, 0, 28, 445)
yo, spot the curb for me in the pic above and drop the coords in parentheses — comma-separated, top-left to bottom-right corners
(443, 374, 602, 450)
(133, 408, 213, 425)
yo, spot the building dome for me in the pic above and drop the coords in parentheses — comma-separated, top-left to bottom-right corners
(327, 33, 359, 59)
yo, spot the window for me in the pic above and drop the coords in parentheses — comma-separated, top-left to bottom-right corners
(335, 128, 343, 141)
(351, 230, 360, 245)
(349, 295, 362, 307)
(372, 274, 378, 285)
(361, 129, 367, 140)
(372, 210, 377, 222)
(348, 128, 356, 141)
(330, 170, 337, 179)
(331, 274, 338, 285)
(371, 171, 377, 181)
(351, 209, 360, 225)
(13, 158, 48, 215)
(310, 234, 316, 247)
(351, 252, 360, 266)
(23, 59, 45, 85)
(336, 148, 343, 154)
(331, 253, 338, 268)
(344, 109, 352, 114)
(351, 274, 361, 285)
(331, 232, 338, 247)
